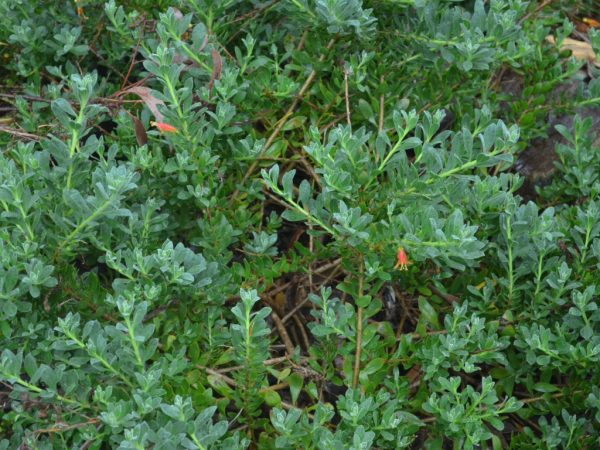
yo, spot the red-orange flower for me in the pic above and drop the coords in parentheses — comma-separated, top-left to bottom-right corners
(583, 17, 600, 28)
(151, 121, 178, 133)
(394, 247, 410, 271)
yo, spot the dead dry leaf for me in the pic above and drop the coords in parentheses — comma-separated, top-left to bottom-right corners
(208, 48, 223, 95)
(123, 86, 166, 122)
(546, 35, 600, 68)
(131, 116, 148, 146)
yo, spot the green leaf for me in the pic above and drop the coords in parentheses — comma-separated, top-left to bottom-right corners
(418, 297, 441, 329)
(288, 373, 304, 405)
(533, 382, 560, 393)
(358, 99, 375, 121)
(261, 389, 282, 407)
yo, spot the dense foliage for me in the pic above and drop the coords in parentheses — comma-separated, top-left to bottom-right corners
(1, 0, 600, 448)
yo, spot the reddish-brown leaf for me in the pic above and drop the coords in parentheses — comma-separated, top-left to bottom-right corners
(208, 48, 223, 95)
(132, 116, 148, 146)
(124, 86, 166, 122)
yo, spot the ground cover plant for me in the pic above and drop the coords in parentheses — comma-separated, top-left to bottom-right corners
(1, 0, 600, 448)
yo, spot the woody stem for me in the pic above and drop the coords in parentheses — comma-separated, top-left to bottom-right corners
(352, 262, 365, 389)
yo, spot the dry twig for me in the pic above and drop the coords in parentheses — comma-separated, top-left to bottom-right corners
(231, 38, 336, 202)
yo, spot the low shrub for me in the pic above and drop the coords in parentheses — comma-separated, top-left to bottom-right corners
(1, 0, 600, 448)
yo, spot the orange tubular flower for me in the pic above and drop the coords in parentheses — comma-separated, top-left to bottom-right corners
(394, 247, 410, 271)
(151, 121, 178, 133)
(583, 18, 600, 28)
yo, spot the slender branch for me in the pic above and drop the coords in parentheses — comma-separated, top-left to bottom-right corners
(352, 262, 365, 389)
(0, 124, 41, 141)
(231, 38, 336, 202)
(518, 0, 555, 24)
(271, 311, 295, 356)
(520, 390, 579, 404)
(210, 356, 290, 374)
(34, 418, 101, 435)
(282, 296, 311, 324)
(292, 314, 311, 351)
(199, 366, 309, 415)
(55, 190, 121, 257)
(226, 0, 281, 25)
(344, 67, 351, 126)
(378, 75, 385, 132)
